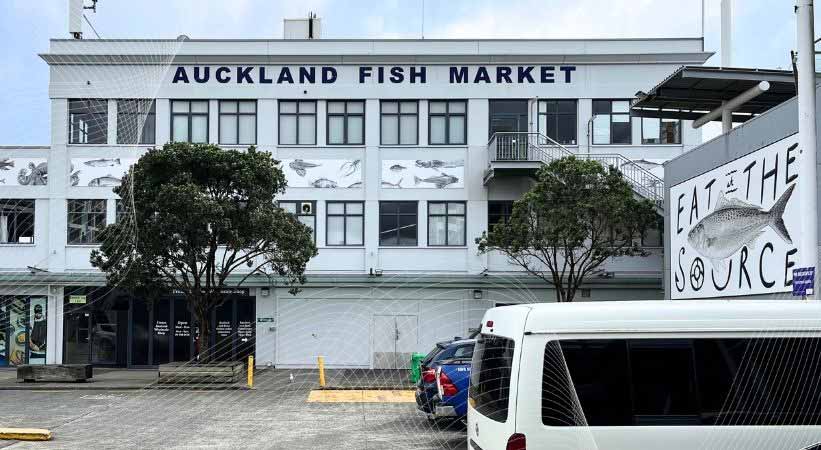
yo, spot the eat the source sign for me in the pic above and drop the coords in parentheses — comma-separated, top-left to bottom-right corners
(670, 134, 801, 299)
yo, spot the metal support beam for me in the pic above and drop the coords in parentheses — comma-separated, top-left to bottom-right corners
(692, 81, 770, 129)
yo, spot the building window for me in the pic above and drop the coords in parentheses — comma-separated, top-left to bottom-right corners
(488, 201, 514, 228)
(428, 201, 466, 246)
(117, 99, 156, 144)
(538, 100, 577, 145)
(279, 100, 317, 145)
(642, 116, 681, 145)
(219, 100, 256, 145)
(429, 100, 467, 145)
(379, 201, 417, 246)
(170, 100, 209, 143)
(0, 200, 35, 244)
(592, 100, 632, 145)
(380, 100, 418, 145)
(327, 101, 365, 145)
(69, 99, 108, 144)
(279, 201, 316, 242)
(326, 201, 364, 246)
(67, 199, 106, 244)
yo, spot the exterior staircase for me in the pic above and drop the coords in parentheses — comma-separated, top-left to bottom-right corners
(485, 132, 665, 210)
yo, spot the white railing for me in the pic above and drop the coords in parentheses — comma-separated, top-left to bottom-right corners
(487, 132, 664, 209)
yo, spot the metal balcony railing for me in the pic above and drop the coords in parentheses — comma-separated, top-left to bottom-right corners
(487, 131, 664, 209)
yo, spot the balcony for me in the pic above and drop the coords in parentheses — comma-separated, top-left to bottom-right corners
(484, 132, 664, 210)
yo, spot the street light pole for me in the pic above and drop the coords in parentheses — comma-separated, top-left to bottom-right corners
(796, 0, 818, 298)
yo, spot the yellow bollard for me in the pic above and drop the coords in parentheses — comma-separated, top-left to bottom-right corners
(247, 355, 254, 389)
(318, 355, 326, 388)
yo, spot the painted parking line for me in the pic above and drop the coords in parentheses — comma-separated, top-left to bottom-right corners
(0, 428, 52, 441)
(307, 389, 415, 403)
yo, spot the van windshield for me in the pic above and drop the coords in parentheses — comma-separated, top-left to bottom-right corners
(470, 335, 515, 422)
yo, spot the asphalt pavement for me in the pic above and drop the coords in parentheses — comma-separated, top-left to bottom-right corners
(0, 378, 467, 449)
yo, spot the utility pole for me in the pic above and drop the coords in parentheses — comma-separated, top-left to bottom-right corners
(796, 0, 818, 298)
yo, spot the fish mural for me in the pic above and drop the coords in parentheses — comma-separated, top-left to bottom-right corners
(339, 160, 361, 178)
(382, 159, 464, 189)
(415, 159, 464, 170)
(0, 158, 14, 171)
(381, 178, 403, 189)
(88, 175, 123, 187)
(83, 158, 121, 167)
(282, 159, 361, 188)
(414, 173, 459, 189)
(288, 159, 321, 177)
(311, 178, 338, 188)
(18, 162, 48, 186)
(687, 185, 794, 271)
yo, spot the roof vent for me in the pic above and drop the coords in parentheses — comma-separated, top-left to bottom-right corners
(283, 12, 321, 39)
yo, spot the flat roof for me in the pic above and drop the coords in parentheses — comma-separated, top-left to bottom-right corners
(40, 37, 712, 66)
(631, 66, 799, 123)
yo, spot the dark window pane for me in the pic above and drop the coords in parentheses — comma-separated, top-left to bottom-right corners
(611, 120, 631, 144)
(398, 215, 417, 245)
(470, 335, 515, 423)
(592, 100, 611, 114)
(630, 341, 699, 424)
(69, 99, 108, 144)
(379, 215, 398, 246)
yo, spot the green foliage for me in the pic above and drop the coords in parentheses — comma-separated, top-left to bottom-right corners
(477, 156, 658, 302)
(90, 142, 317, 359)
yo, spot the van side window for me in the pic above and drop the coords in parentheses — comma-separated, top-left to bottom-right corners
(470, 335, 515, 422)
(542, 337, 821, 427)
(542, 340, 631, 426)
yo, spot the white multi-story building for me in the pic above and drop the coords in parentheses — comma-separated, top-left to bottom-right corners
(0, 22, 710, 368)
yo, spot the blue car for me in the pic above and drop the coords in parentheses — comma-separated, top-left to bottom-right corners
(415, 338, 474, 421)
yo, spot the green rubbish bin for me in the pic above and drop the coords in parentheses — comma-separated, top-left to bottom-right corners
(409, 352, 426, 383)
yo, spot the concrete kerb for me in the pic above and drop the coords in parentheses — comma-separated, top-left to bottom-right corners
(0, 428, 52, 441)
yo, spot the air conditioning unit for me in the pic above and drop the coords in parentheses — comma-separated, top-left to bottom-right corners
(300, 202, 313, 215)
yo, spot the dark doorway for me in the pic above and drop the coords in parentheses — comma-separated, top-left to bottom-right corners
(63, 290, 129, 366)
(489, 100, 529, 137)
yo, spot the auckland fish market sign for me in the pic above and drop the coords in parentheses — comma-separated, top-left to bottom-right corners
(670, 134, 801, 299)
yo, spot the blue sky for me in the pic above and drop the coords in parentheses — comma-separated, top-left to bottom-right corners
(0, 0, 813, 145)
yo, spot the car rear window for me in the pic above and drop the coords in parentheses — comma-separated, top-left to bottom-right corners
(470, 335, 515, 422)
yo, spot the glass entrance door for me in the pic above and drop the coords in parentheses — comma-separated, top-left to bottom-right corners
(489, 100, 529, 160)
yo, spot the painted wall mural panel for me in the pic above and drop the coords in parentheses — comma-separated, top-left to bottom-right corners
(381, 159, 465, 189)
(0, 158, 48, 186)
(281, 159, 362, 188)
(669, 134, 801, 299)
(69, 158, 138, 187)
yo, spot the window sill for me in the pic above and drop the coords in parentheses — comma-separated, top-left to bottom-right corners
(320, 246, 365, 249)
(0, 243, 36, 247)
(639, 143, 683, 146)
(66, 244, 101, 248)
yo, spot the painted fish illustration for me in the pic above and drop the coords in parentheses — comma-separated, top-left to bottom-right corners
(347, 181, 363, 189)
(381, 178, 403, 189)
(311, 178, 338, 188)
(84, 158, 121, 167)
(414, 173, 459, 189)
(0, 158, 14, 171)
(389, 164, 407, 172)
(415, 159, 464, 170)
(339, 160, 361, 177)
(687, 185, 794, 268)
(288, 159, 321, 177)
(88, 175, 122, 187)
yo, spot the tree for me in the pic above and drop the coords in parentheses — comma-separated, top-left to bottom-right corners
(91, 142, 317, 361)
(477, 156, 658, 302)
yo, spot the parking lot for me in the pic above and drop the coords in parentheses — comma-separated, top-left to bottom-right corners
(0, 375, 467, 450)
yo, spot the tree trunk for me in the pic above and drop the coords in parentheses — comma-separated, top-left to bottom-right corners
(195, 308, 211, 363)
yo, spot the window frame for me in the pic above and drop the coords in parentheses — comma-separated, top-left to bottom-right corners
(325, 201, 365, 247)
(116, 99, 156, 145)
(170, 100, 210, 143)
(641, 115, 682, 145)
(278, 200, 316, 243)
(427, 201, 467, 247)
(488, 201, 515, 229)
(0, 199, 36, 245)
(218, 100, 257, 145)
(428, 100, 468, 145)
(537, 99, 578, 145)
(326, 100, 366, 145)
(378, 201, 418, 247)
(379, 100, 419, 146)
(278, 100, 317, 146)
(68, 99, 108, 145)
(66, 199, 107, 245)
(592, 99, 632, 145)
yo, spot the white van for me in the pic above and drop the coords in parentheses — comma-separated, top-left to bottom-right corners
(467, 300, 821, 450)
